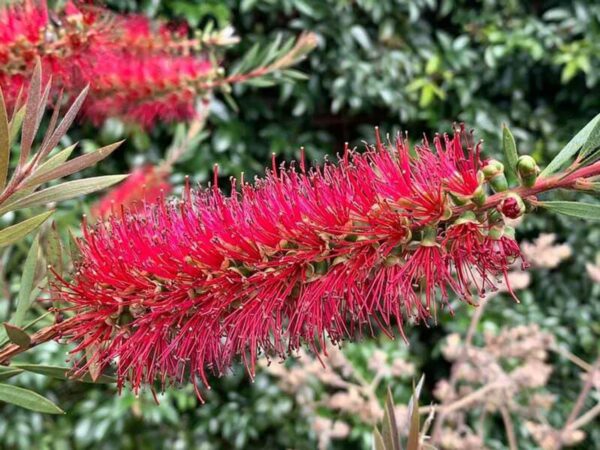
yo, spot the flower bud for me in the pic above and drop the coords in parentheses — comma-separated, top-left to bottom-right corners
(482, 160, 504, 179)
(454, 211, 477, 225)
(501, 193, 526, 219)
(450, 193, 468, 206)
(488, 225, 505, 240)
(487, 208, 503, 225)
(420, 225, 438, 246)
(482, 159, 509, 192)
(472, 185, 487, 206)
(504, 225, 516, 239)
(517, 155, 540, 187)
(441, 204, 453, 221)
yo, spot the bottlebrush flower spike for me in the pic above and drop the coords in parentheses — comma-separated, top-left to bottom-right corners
(58, 125, 537, 397)
(0, 1, 217, 125)
(0, 1, 316, 127)
(91, 165, 171, 220)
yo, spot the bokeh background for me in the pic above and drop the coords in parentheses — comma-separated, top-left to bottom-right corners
(1, 1, 599, 449)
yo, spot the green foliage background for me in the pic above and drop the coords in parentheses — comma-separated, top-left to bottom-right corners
(1, 0, 599, 448)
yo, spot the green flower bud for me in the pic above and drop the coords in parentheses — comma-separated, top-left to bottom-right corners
(504, 226, 516, 239)
(450, 193, 468, 206)
(420, 225, 438, 246)
(488, 225, 505, 240)
(482, 160, 509, 192)
(472, 185, 487, 206)
(487, 208, 503, 224)
(441, 204, 453, 221)
(517, 155, 540, 187)
(454, 211, 477, 225)
(482, 160, 504, 179)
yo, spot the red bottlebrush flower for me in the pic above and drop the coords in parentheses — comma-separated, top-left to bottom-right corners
(58, 127, 523, 397)
(92, 165, 171, 219)
(0, 1, 217, 125)
(82, 55, 214, 126)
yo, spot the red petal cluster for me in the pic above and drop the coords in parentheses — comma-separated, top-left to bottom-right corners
(0, 1, 216, 125)
(59, 127, 523, 396)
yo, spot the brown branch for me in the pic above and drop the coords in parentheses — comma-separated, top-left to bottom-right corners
(551, 344, 594, 373)
(430, 298, 490, 441)
(566, 402, 600, 432)
(453, 159, 600, 217)
(500, 406, 518, 450)
(0, 318, 72, 365)
(420, 379, 508, 416)
(565, 358, 600, 426)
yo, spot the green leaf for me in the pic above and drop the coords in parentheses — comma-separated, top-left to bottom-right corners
(541, 113, 600, 177)
(0, 211, 53, 248)
(38, 86, 89, 159)
(579, 114, 600, 159)
(502, 124, 518, 184)
(0, 87, 9, 190)
(12, 235, 40, 326)
(373, 428, 386, 450)
(45, 222, 63, 310)
(8, 106, 25, 148)
(0, 366, 23, 381)
(68, 228, 82, 267)
(0, 383, 64, 414)
(383, 387, 401, 450)
(0, 311, 52, 348)
(19, 60, 42, 165)
(537, 201, 600, 220)
(231, 42, 261, 75)
(24, 141, 123, 187)
(406, 375, 425, 450)
(13, 364, 116, 384)
(0, 175, 127, 215)
(85, 343, 102, 382)
(30, 144, 77, 180)
(2, 323, 31, 348)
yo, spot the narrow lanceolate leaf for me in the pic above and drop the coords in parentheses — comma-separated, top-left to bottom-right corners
(20, 60, 43, 165)
(383, 388, 401, 450)
(406, 375, 425, 450)
(0, 87, 10, 190)
(0, 366, 23, 381)
(538, 201, 600, 221)
(0, 211, 53, 248)
(28, 143, 77, 183)
(13, 364, 116, 384)
(38, 93, 62, 156)
(0, 383, 64, 414)
(85, 343, 102, 382)
(68, 228, 82, 267)
(502, 124, 518, 185)
(0, 175, 127, 215)
(541, 113, 600, 177)
(8, 106, 25, 148)
(45, 223, 63, 309)
(38, 85, 89, 159)
(373, 428, 386, 450)
(0, 311, 52, 349)
(12, 236, 40, 326)
(579, 114, 600, 160)
(25, 141, 124, 187)
(2, 323, 31, 349)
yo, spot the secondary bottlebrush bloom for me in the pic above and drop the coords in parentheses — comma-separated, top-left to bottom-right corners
(58, 126, 527, 397)
(0, 1, 217, 125)
(92, 165, 171, 219)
